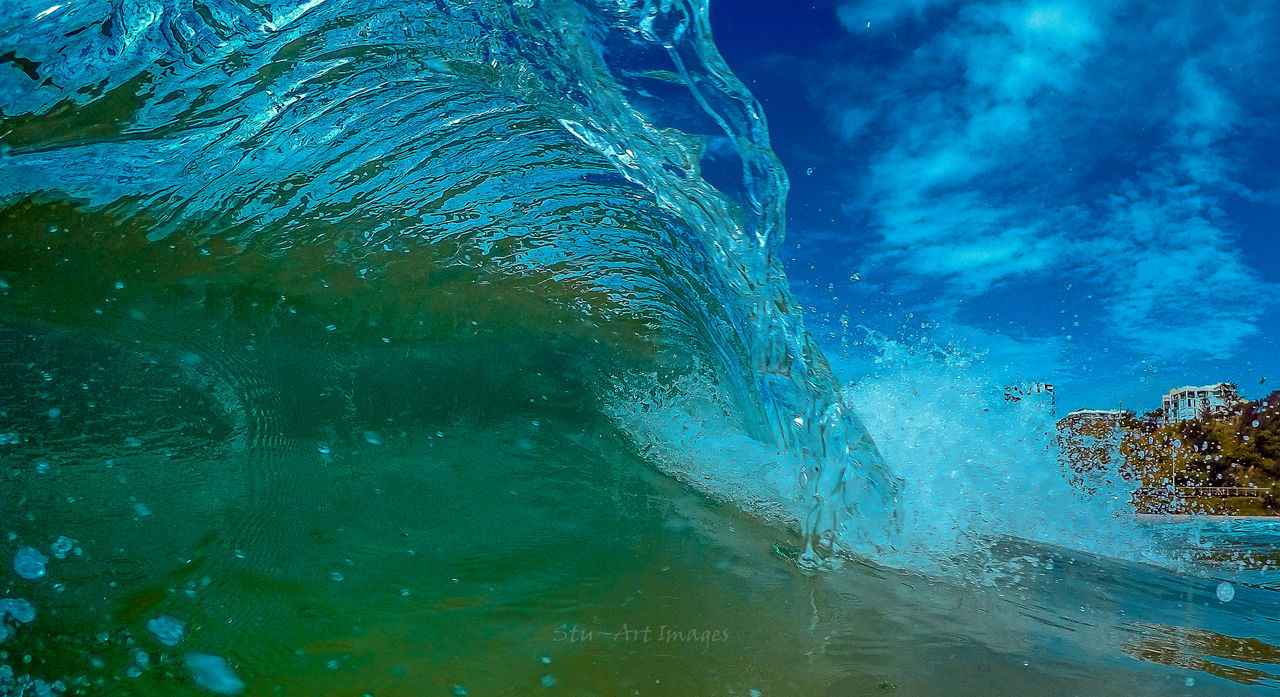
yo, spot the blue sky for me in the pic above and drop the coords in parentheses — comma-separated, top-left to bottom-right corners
(711, 0, 1280, 413)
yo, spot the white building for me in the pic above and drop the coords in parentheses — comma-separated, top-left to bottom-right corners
(1160, 383, 1242, 422)
(1063, 408, 1131, 421)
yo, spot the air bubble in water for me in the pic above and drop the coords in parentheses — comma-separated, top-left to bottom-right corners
(13, 547, 48, 580)
(50, 536, 76, 559)
(185, 653, 245, 695)
(146, 615, 185, 646)
(1216, 582, 1235, 602)
(0, 597, 36, 624)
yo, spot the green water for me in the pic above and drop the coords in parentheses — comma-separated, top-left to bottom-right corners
(3, 325, 1276, 696)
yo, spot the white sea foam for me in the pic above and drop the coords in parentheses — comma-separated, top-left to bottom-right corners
(838, 329, 1162, 572)
(612, 328, 1174, 578)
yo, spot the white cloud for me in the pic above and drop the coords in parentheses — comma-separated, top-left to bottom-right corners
(850, 0, 1104, 290)
(1085, 52, 1271, 358)
(1170, 60, 1238, 186)
(951, 1, 1101, 100)
(1095, 176, 1265, 359)
(819, 0, 1277, 361)
(871, 189, 1067, 294)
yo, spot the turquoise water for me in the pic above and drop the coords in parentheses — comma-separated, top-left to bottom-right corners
(2, 1, 1280, 695)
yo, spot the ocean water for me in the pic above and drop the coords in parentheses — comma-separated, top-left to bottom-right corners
(1, 1, 1279, 695)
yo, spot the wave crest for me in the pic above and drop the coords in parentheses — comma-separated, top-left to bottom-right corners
(0, 0, 899, 558)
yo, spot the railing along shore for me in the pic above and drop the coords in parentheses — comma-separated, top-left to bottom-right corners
(1134, 486, 1276, 498)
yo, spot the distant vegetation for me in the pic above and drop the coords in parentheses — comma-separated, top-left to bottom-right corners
(1058, 390, 1280, 514)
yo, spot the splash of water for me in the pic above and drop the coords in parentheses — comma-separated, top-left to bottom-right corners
(839, 328, 1162, 573)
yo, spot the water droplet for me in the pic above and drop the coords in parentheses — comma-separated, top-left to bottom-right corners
(317, 442, 332, 455)
(326, 659, 340, 671)
(185, 653, 245, 695)
(749, 690, 762, 697)
(13, 547, 48, 580)
(1216, 581, 1235, 603)
(1185, 677, 1195, 687)
(539, 655, 551, 665)
(452, 685, 468, 696)
(330, 571, 344, 582)
(134, 503, 153, 518)
(540, 674, 557, 688)
(146, 615, 185, 646)
(46, 407, 61, 420)
(0, 597, 36, 624)
(363, 431, 383, 446)
(50, 536, 76, 559)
